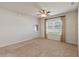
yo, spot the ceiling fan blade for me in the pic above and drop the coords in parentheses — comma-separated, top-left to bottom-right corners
(47, 11, 51, 13)
(39, 10, 44, 13)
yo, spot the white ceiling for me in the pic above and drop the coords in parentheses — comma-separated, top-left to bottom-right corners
(0, 2, 78, 17)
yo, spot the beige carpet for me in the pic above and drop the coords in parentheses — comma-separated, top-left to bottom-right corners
(0, 38, 78, 57)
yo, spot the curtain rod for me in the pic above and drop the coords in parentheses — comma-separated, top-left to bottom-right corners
(45, 15, 65, 20)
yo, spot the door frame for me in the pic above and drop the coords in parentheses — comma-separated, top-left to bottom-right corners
(44, 16, 66, 42)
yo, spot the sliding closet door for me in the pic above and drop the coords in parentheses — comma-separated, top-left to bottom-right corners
(46, 17, 64, 41)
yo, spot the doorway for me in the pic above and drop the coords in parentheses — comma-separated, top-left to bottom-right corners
(45, 16, 66, 42)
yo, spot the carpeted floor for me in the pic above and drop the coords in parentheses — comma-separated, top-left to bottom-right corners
(0, 38, 78, 57)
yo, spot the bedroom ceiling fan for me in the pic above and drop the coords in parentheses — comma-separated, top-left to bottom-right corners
(37, 10, 51, 17)
(33, 3, 51, 18)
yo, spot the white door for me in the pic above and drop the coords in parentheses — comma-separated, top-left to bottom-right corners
(46, 18, 62, 41)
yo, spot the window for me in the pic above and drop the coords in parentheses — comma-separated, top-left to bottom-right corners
(46, 18, 62, 35)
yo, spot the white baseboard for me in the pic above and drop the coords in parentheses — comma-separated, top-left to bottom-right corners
(0, 37, 40, 48)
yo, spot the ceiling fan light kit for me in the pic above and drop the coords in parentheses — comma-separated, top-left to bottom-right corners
(41, 13, 47, 17)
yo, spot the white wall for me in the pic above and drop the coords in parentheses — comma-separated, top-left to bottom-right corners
(78, 4, 79, 56)
(40, 18, 45, 38)
(40, 10, 78, 45)
(0, 8, 41, 47)
(65, 11, 78, 44)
